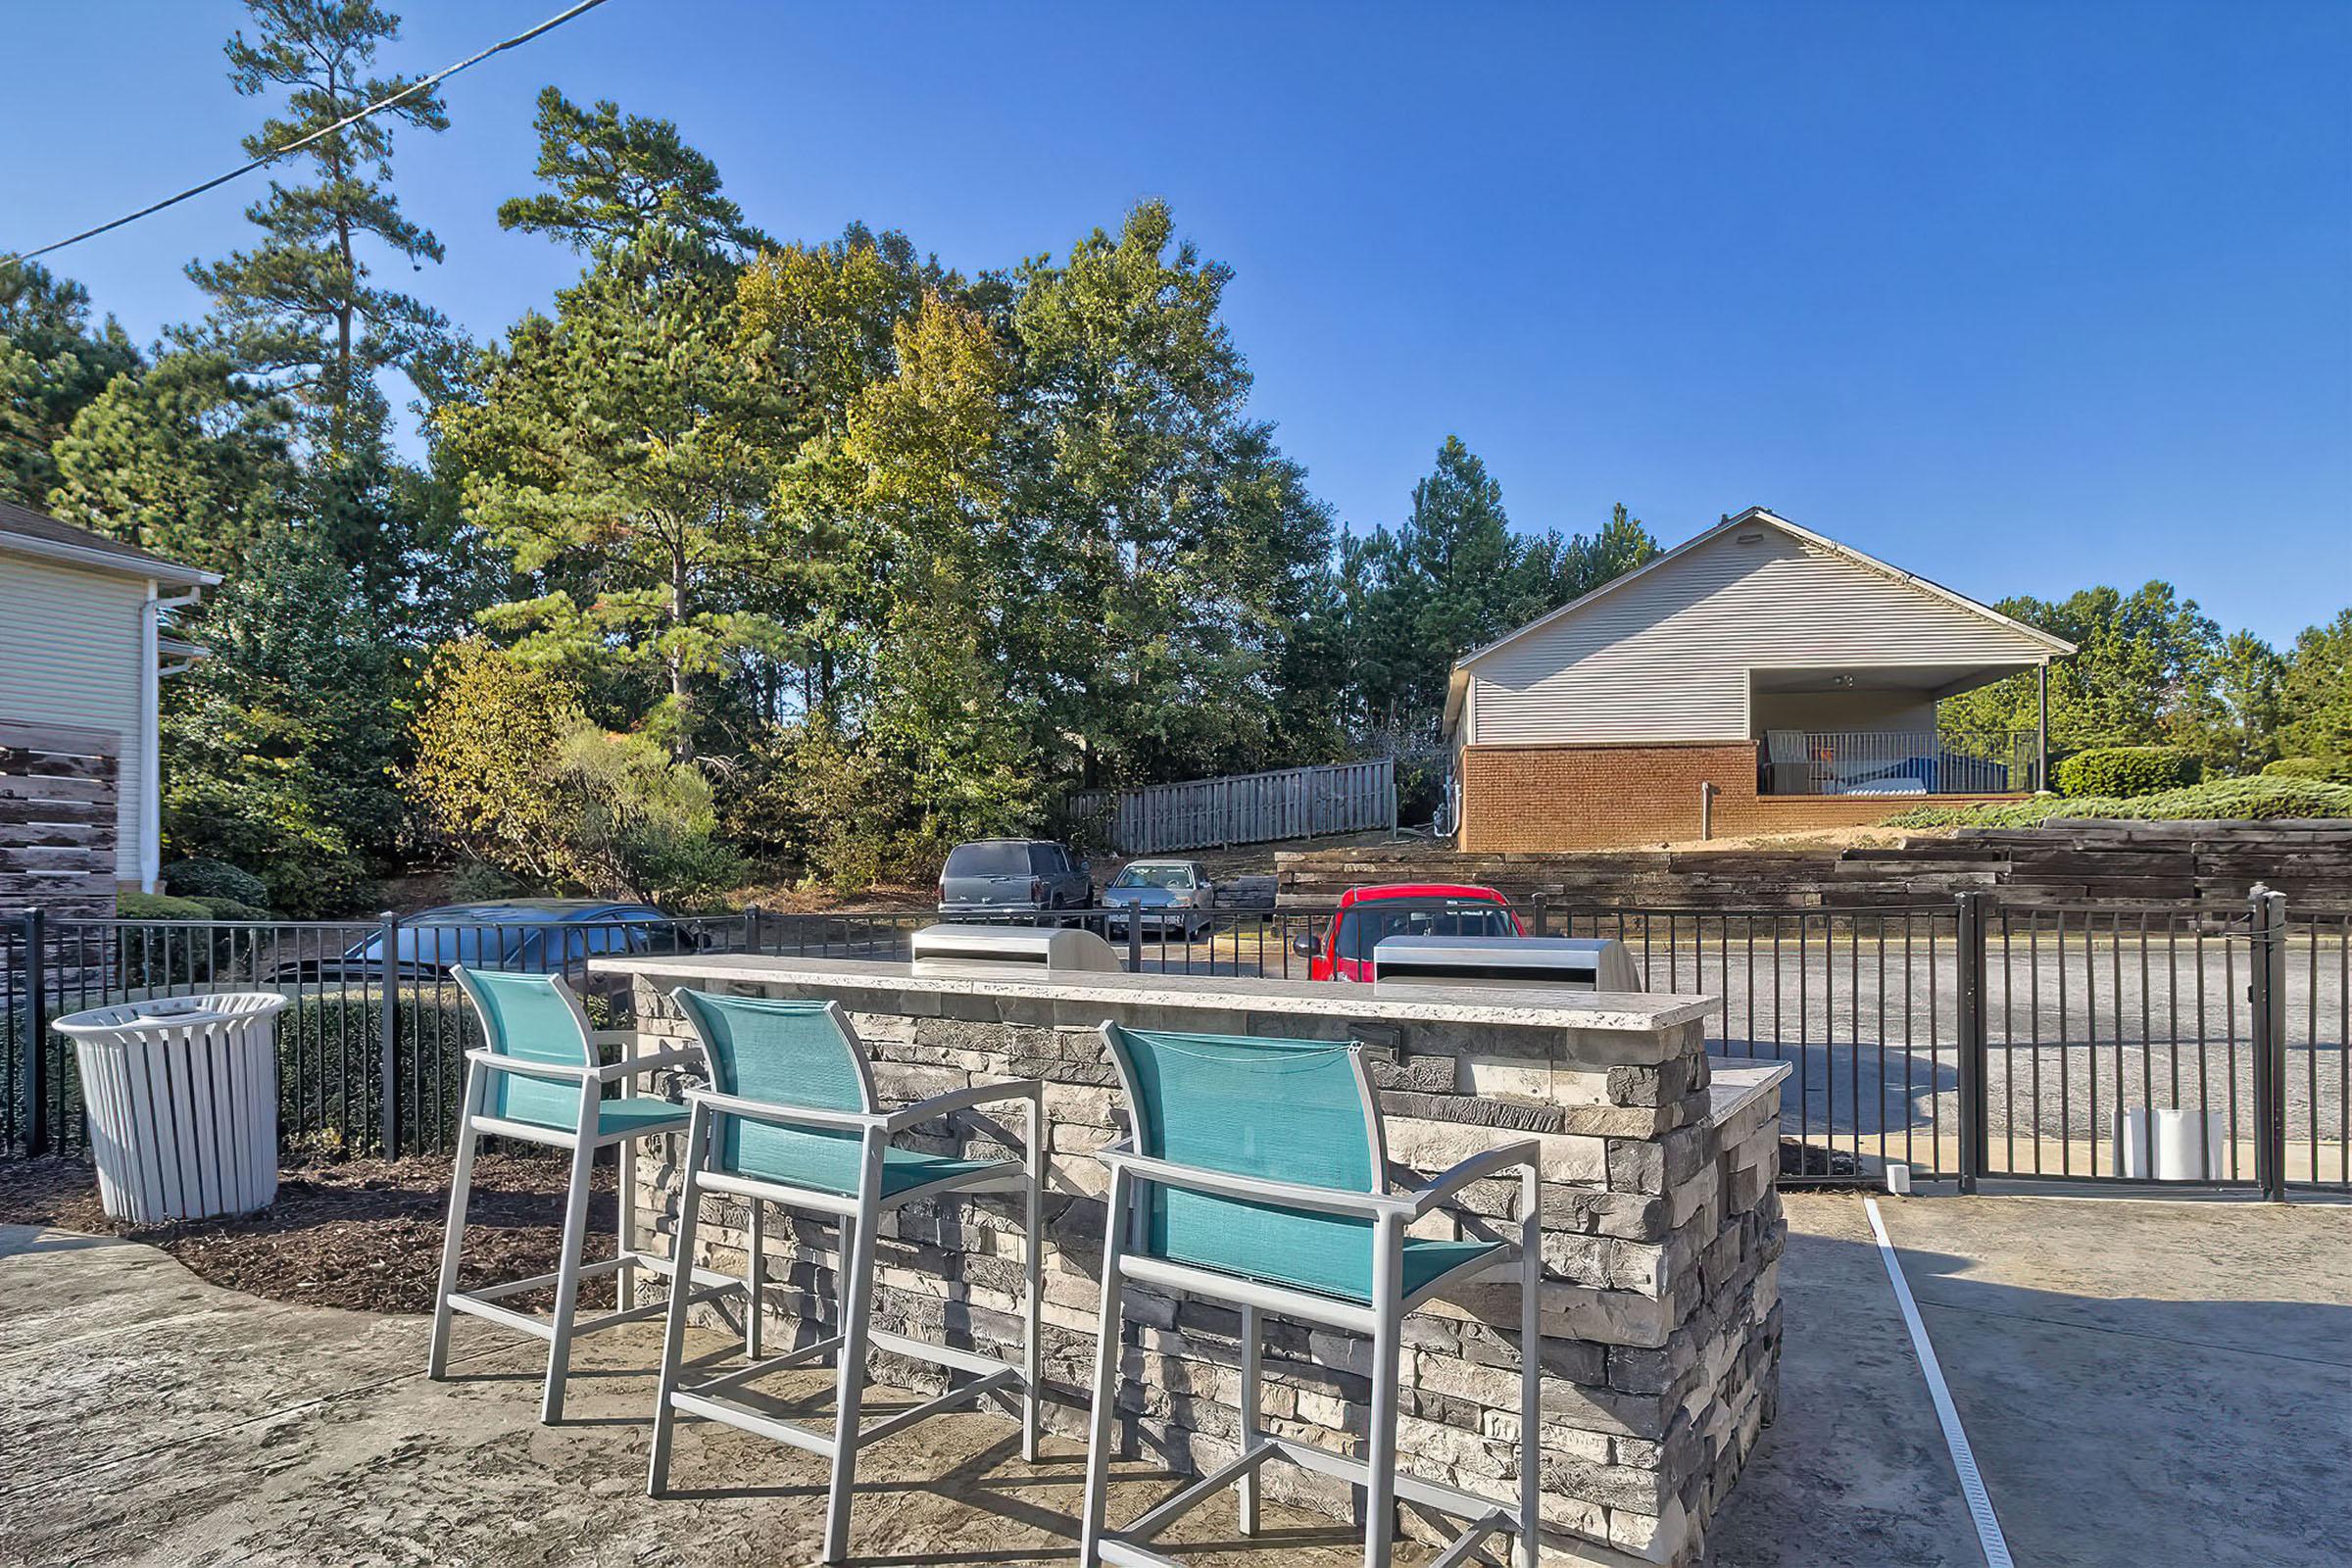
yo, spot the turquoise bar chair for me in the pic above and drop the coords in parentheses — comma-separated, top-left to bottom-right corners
(1078, 1024, 1544, 1568)
(428, 966, 743, 1423)
(648, 991, 1045, 1565)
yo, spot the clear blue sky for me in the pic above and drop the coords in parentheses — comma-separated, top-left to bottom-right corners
(5, 1, 2347, 644)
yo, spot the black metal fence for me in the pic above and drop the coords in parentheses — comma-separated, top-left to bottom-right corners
(5, 892, 2344, 1199)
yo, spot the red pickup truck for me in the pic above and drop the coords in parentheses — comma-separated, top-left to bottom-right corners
(1292, 882, 1526, 982)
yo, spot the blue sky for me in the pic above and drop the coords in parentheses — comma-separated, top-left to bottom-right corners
(5, 0, 2347, 644)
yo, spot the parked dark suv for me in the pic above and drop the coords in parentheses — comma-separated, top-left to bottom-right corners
(936, 840, 1094, 917)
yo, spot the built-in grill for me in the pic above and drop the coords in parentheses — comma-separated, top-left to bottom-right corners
(909, 923, 1125, 976)
(1371, 935, 1643, 994)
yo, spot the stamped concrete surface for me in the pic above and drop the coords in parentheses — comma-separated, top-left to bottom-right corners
(0, 1222, 1417, 1568)
(1712, 1191, 2352, 1568)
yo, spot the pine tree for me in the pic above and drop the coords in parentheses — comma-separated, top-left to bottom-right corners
(0, 260, 142, 507)
(496, 88, 768, 256)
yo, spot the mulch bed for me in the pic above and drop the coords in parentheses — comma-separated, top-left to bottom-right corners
(0, 1152, 619, 1315)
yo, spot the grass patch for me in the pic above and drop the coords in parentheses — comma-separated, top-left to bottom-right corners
(1884, 775, 2352, 829)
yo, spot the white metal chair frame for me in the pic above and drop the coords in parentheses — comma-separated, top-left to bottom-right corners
(427, 969, 742, 1424)
(646, 997, 1047, 1567)
(1078, 1024, 1544, 1568)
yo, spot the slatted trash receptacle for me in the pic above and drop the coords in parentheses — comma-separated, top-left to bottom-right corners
(51, 993, 290, 1224)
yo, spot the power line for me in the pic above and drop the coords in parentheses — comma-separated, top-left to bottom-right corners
(2, 0, 615, 267)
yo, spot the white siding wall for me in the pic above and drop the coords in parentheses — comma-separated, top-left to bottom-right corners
(1749, 689, 1938, 737)
(1467, 528, 2054, 745)
(0, 551, 148, 882)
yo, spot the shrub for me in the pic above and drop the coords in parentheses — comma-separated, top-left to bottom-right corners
(2264, 756, 2352, 784)
(1886, 774, 2352, 829)
(2055, 745, 2200, 799)
(162, 858, 270, 910)
(559, 725, 744, 903)
(116, 891, 211, 920)
(407, 641, 593, 888)
(185, 896, 270, 922)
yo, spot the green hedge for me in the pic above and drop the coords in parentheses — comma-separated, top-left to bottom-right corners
(2055, 745, 2200, 799)
(1886, 774, 2352, 829)
(276, 989, 481, 1154)
(115, 891, 211, 920)
(2263, 756, 2352, 784)
(162, 858, 271, 910)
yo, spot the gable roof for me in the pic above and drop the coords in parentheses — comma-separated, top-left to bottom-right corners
(0, 498, 220, 587)
(1457, 507, 2075, 672)
(1442, 508, 2074, 734)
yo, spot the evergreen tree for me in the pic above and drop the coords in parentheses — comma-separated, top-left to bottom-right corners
(2279, 611, 2352, 763)
(497, 87, 768, 255)
(0, 260, 142, 507)
(1940, 583, 2226, 758)
(45, 351, 294, 570)
(442, 227, 790, 761)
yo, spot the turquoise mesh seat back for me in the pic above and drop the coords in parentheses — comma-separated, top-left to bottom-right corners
(674, 991, 874, 1196)
(454, 967, 594, 1129)
(1106, 1025, 1387, 1302)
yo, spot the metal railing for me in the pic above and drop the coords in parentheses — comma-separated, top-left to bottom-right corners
(7, 889, 2343, 1198)
(1760, 728, 2038, 797)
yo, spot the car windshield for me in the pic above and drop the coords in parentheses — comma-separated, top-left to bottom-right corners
(1111, 865, 1194, 890)
(1333, 902, 1516, 961)
(348, 924, 535, 966)
(945, 843, 1033, 878)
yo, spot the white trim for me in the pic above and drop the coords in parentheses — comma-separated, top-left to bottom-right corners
(1864, 1198, 2015, 1568)
(0, 531, 220, 587)
(138, 583, 205, 892)
(1451, 508, 2077, 675)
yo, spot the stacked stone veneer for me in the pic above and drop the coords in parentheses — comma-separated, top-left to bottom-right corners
(615, 958, 1788, 1566)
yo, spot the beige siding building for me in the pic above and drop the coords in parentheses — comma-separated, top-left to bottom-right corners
(0, 501, 218, 914)
(1444, 509, 2073, 851)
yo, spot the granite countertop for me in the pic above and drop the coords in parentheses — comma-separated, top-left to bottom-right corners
(588, 951, 1721, 1032)
(1703, 1061, 1794, 1127)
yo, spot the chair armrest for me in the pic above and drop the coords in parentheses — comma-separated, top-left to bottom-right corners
(463, 1048, 595, 1084)
(591, 1046, 703, 1085)
(1406, 1140, 1542, 1220)
(686, 1086, 884, 1134)
(882, 1078, 1043, 1134)
(1097, 1139, 1415, 1220)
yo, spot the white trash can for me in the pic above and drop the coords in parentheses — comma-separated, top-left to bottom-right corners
(52, 993, 290, 1224)
(2115, 1106, 2228, 1181)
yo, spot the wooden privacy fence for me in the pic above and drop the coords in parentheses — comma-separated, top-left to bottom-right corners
(1068, 759, 1396, 857)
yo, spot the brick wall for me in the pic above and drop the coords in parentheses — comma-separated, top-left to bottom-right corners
(0, 720, 119, 918)
(1459, 741, 2022, 853)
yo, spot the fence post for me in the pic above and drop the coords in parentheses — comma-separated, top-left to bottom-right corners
(377, 909, 402, 1158)
(2248, 885, 2288, 1202)
(1126, 901, 1145, 970)
(1529, 893, 1549, 938)
(743, 903, 763, 956)
(20, 909, 49, 1157)
(1953, 891, 1990, 1195)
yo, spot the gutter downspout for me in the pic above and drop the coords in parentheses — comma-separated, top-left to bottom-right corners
(2035, 661, 2050, 794)
(140, 582, 205, 892)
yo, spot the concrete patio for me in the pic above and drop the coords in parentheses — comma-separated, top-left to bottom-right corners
(2, 1192, 2345, 1567)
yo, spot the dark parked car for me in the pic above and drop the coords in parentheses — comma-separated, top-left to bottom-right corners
(936, 840, 1094, 918)
(1102, 859, 1215, 941)
(272, 900, 695, 984)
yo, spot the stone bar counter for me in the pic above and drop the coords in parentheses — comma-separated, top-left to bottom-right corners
(592, 953, 1789, 1567)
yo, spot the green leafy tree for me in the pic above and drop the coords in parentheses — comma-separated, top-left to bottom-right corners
(1009, 200, 1336, 784)
(2206, 631, 2286, 776)
(496, 87, 768, 255)
(161, 528, 406, 915)
(0, 260, 142, 506)
(2279, 610, 2352, 763)
(44, 351, 293, 570)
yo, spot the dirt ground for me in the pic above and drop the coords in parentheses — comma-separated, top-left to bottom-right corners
(0, 1152, 612, 1315)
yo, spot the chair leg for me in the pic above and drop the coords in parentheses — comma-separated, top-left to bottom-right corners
(823, 1207, 880, 1563)
(745, 1197, 765, 1359)
(617, 1132, 638, 1314)
(426, 1069, 482, 1380)
(1237, 1303, 1262, 1536)
(1518, 1173, 1543, 1568)
(1077, 1168, 1131, 1568)
(539, 1126, 600, 1425)
(1362, 1221, 1404, 1568)
(648, 1112, 710, 1497)
(1021, 1095, 1044, 1463)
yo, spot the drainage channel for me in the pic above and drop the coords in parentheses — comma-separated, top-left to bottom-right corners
(1863, 1197, 2015, 1568)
